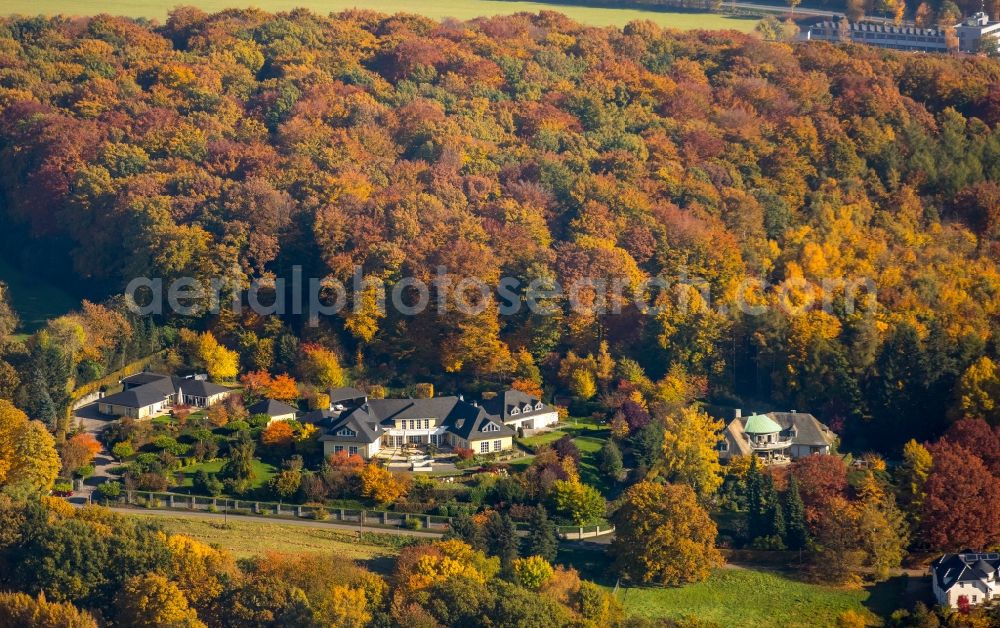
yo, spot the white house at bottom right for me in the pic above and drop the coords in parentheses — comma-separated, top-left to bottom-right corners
(932, 552, 1000, 609)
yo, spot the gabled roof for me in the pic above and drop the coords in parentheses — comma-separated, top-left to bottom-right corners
(933, 552, 1000, 591)
(766, 412, 837, 447)
(317, 406, 383, 444)
(481, 389, 553, 421)
(102, 373, 230, 409)
(100, 386, 171, 409)
(122, 372, 172, 387)
(743, 413, 782, 434)
(247, 398, 299, 417)
(314, 395, 515, 443)
(449, 406, 516, 440)
(175, 378, 229, 398)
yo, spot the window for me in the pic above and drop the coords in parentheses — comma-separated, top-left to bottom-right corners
(718, 441, 729, 452)
(348, 446, 359, 456)
(535, 402, 544, 411)
(493, 440, 502, 452)
(336, 427, 357, 437)
(972, 595, 978, 603)
(424, 419, 429, 429)
(510, 407, 519, 415)
(480, 441, 489, 453)
(483, 423, 499, 433)
(334, 445, 344, 453)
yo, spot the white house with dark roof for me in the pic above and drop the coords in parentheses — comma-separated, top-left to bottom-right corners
(304, 389, 554, 459)
(480, 389, 559, 432)
(98, 372, 232, 418)
(933, 552, 1000, 608)
(718, 410, 837, 465)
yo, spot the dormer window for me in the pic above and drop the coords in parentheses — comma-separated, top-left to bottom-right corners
(510, 407, 519, 416)
(534, 402, 544, 411)
(336, 427, 357, 437)
(483, 423, 500, 432)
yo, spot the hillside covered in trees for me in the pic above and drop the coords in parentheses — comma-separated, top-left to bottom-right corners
(3, 8, 1000, 453)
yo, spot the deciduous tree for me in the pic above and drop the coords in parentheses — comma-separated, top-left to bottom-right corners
(611, 481, 723, 585)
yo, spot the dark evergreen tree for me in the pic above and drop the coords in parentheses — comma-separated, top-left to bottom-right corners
(784, 475, 809, 551)
(762, 473, 784, 540)
(863, 323, 932, 450)
(598, 440, 623, 480)
(446, 512, 485, 551)
(745, 456, 767, 540)
(525, 505, 558, 563)
(484, 511, 519, 575)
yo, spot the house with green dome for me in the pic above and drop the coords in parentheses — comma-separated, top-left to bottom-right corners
(718, 409, 837, 465)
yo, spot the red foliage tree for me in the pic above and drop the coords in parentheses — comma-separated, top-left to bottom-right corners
(945, 418, 1000, 475)
(921, 439, 1000, 551)
(789, 454, 848, 526)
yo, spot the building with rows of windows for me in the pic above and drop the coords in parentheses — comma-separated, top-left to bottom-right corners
(806, 12, 1000, 54)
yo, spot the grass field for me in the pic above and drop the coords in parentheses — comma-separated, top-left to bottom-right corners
(178, 458, 278, 491)
(2, 0, 760, 31)
(614, 569, 899, 627)
(140, 514, 411, 570)
(0, 256, 78, 335)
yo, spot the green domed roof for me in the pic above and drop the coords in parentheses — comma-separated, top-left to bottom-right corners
(743, 413, 782, 434)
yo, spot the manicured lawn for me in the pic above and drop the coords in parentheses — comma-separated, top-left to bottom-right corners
(178, 459, 277, 491)
(518, 415, 617, 496)
(0, 256, 78, 334)
(142, 515, 407, 565)
(3, 0, 760, 31)
(614, 569, 898, 627)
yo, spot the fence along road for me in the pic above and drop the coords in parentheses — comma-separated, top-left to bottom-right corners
(91, 490, 615, 541)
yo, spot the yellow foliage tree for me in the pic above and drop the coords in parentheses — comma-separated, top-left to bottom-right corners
(321, 585, 370, 628)
(0, 401, 60, 494)
(513, 555, 555, 590)
(658, 406, 724, 499)
(115, 573, 205, 628)
(165, 534, 237, 617)
(0, 591, 97, 628)
(611, 481, 723, 586)
(299, 344, 346, 389)
(359, 464, 407, 505)
(397, 539, 500, 594)
(958, 356, 1000, 424)
(197, 332, 238, 381)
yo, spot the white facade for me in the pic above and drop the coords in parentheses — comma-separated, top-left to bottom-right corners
(323, 439, 380, 459)
(933, 553, 1000, 609)
(934, 573, 1000, 608)
(504, 410, 559, 431)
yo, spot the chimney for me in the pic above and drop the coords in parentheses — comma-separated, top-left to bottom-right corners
(734, 408, 742, 419)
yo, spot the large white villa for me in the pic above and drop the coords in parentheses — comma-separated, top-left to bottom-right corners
(305, 389, 558, 459)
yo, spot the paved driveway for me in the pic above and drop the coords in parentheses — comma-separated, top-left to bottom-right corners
(70, 403, 118, 504)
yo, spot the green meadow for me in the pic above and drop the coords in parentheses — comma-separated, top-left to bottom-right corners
(3, 0, 760, 32)
(0, 256, 78, 336)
